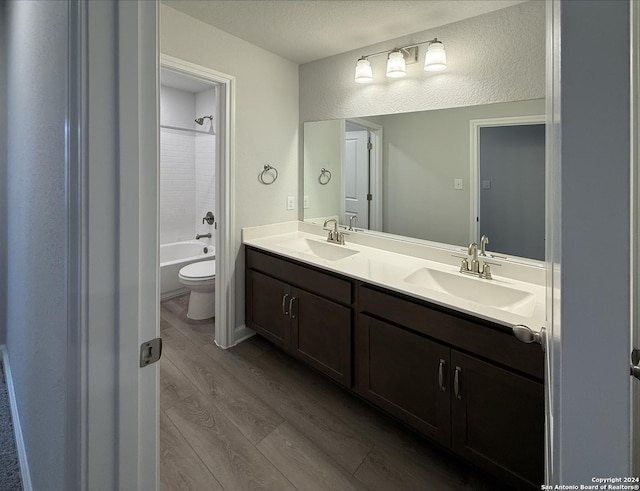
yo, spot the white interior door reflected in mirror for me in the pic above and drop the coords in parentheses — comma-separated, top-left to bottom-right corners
(344, 128, 369, 229)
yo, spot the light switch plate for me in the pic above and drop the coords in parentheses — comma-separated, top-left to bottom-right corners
(454, 179, 463, 190)
(287, 195, 295, 210)
(482, 180, 492, 190)
(303, 195, 309, 209)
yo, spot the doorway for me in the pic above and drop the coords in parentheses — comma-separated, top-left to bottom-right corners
(160, 55, 235, 348)
(344, 118, 383, 231)
(470, 115, 545, 259)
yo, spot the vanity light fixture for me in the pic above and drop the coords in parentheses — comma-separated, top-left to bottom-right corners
(354, 38, 446, 83)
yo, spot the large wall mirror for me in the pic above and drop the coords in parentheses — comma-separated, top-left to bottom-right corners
(300, 0, 545, 263)
(303, 99, 545, 262)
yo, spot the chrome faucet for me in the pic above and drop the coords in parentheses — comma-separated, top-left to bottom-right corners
(323, 218, 346, 245)
(480, 234, 489, 256)
(468, 242, 480, 273)
(196, 233, 211, 240)
(348, 215, 358, 231)
(455, 241, 500, 279)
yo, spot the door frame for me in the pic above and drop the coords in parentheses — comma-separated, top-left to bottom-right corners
(631, 0, 640, 475)
(159, 54, 236, 349)
(345, 118, 383, 231)
(469, 114, 545, 245)
(69, 1, 160, 489)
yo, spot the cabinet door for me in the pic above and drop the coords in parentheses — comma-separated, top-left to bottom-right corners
(356, 314, 451, 446)
(451, 350, 544, 489)
(290, 288, 351, 387)
(246, 270, 291, 351)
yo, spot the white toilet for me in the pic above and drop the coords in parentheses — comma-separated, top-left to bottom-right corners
(178, 260, 215, 320)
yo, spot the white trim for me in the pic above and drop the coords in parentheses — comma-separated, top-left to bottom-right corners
(630, 0, 640, 476)
(159, 54, 237, 348)
(545, 0, 561, 482)
(345, 118, 383, 231)
(0, 346, 32, 491)
(469, 114, 546, 243)
(231, 325, 256, 346)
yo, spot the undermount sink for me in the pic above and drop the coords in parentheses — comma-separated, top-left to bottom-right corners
(404, 267, 536, 316)
(277, 237, 360, 261)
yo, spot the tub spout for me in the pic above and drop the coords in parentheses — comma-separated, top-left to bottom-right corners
(196, 233, 212, 240)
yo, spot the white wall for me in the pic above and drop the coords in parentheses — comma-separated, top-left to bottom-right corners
(160, 128, 196, 243)
(5, 0, 68, 488)
(299, 1, 544, 122)
(160, 84, 216, 246)
(303, 119, 343, 220)
(161, 4, 299, 327)
(195, 88, 216, 241)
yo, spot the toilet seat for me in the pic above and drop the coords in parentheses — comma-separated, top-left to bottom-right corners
(179, 260, 215, 280)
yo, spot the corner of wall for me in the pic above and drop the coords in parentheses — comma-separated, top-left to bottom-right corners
(0, 1, 7, 345)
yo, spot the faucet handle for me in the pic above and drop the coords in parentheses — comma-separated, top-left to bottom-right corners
(480, 260, 501, 279)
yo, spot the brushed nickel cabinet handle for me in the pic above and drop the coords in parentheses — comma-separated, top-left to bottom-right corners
(454, 366, 462, 400)
(289, 297, 296, 319)
(438, 359, 446, 392)
(282, 294, 289, 315)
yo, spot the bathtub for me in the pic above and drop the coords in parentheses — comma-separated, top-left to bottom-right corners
(160, 240, 215, 299)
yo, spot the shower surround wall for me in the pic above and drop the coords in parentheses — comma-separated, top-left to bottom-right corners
(160, 84, 216, 246)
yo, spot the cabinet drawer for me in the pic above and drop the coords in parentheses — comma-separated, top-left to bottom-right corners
(359, 285, 543, 380)
(247, 247, 352, 305)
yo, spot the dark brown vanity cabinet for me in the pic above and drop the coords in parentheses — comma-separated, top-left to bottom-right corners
(357, 285, 544, 490)
(450, 350, 544, 489)
(245, 246, 544, 489)
(245, 248, 352, 387)
(357, 314, 452, 446)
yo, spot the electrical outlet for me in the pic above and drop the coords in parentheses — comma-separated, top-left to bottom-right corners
(287, 195, 295, 210)
(454, 178, 463, 190)
(303, 195, 309, 209)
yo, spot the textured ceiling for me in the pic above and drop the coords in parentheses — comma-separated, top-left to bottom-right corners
(161, 0, 528, 64)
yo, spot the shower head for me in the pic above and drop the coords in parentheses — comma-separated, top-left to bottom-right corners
(195, 115, 213, 126)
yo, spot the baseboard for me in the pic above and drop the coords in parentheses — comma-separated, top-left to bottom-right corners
(226, 324, 253, 348)
(1, 346, 32, 491)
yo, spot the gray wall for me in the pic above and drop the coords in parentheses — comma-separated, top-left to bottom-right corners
(557, 0, 631, 481)
(5, 1, 68, 489)
(379, 100, 544, 247)
(480, 124, 545, 260)
(0, 2, 7, 345)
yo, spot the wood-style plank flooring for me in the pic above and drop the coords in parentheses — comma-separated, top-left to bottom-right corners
(160, 294, 509, 491)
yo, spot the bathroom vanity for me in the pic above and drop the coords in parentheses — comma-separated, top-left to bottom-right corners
(243, 222, 545, 490)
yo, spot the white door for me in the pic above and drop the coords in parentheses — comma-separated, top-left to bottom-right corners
(75, 1, 159, 489)
(344, 129, 369, 228)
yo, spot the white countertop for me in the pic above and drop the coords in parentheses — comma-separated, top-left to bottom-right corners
(242, 221, 546, 333)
